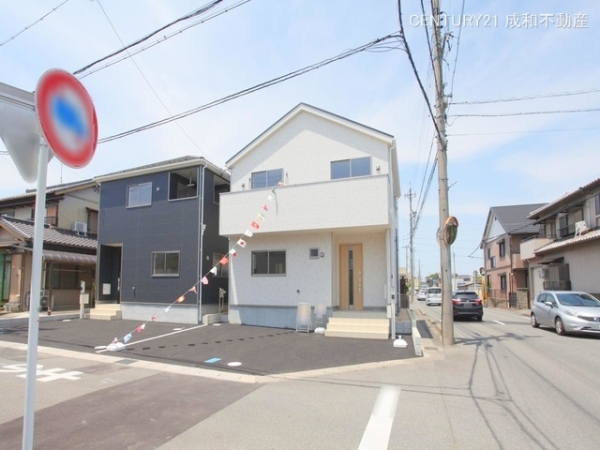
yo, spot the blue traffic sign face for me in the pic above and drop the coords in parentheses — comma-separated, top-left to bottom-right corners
(36, 69, 98, 168)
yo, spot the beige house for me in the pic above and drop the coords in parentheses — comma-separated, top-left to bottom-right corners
(0, 180, 98, 312)
(521, 178, 600, 300)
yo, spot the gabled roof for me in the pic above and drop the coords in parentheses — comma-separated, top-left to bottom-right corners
(226, 103, 395, 168)
(0, 216, 97, 250)
(0, 179, 97, 207)
(94, 155, 229, 183)
(482, 203, 546, 245)
(528, 178, 600, 221)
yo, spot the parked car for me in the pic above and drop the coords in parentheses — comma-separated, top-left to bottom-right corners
(426, 287, 442, 306)
(530, 291, 600, 336)
(417, 289, 428, 301)
(452, 291, 483, 321)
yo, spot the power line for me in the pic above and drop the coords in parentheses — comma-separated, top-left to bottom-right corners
(98, 33, 401, 144)
(449, 87, 600, 105)
(74, 0, 224, 75)
(95, 0, 208, 158)
(449, 107, 600, 118)
(76, 0, 253, 79)
(447, 0, 465, 106)
(0, 0, 72, 47)
(448, 126, 600, 136)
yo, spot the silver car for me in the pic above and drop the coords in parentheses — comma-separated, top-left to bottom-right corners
(530, 291, 600, 336)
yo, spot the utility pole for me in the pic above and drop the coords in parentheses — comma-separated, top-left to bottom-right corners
(405, 188, 416, 303)
(432, 0, 454, 345)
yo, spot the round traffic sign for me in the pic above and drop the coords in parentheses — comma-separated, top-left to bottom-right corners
(35, 69, 98, 168)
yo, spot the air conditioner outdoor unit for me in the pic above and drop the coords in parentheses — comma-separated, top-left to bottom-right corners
(575, 220, 589, 236)
(72, 222, 88, 234)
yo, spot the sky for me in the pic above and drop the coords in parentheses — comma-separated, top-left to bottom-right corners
(1, 0, 599, 280)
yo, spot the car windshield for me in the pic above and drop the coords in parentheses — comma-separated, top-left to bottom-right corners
(454, 292, 478, 299)
(429, 288, 441, 295)
(556, 293, 600, 307)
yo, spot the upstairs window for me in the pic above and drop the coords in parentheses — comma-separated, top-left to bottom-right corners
(152, 251, 179, 277)
(558, 215, 569, 237)
(331, 157, 370, 180)
(498, 240, 506, 257)
(169, 170, 197, 200)
(128, 182, 152, 207)
(251, 169, 283, 189)
(595, 193, 600, 226)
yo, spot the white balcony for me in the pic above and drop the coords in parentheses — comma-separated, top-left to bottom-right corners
(220, 175, 391, 236)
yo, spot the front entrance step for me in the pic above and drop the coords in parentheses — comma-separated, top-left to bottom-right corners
(89, 303, 121, 321)
(324, 317, 389, 339)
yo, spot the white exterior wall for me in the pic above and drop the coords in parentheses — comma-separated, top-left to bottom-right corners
(229, 111, 391, 190)
(564, 241, 600, 294)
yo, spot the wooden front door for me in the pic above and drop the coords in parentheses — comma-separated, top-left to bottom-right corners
(339, 244, 363, 310)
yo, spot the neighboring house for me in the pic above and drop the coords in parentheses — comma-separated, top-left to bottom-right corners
(521, 178, 600, 300)
(481, 203, 545, 309)
(0, 180, 99, 311)
(94, 156, 230, 324)
(219, 103, 400, 329)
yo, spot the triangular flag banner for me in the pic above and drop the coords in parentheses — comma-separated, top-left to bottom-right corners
(257, 213, 265, 221)
(230, 248, 237, 257)
(251, 221, 260, 229)
(176, 295, 185, 303)
(165, 306, 171, 312)
(124, 333, 132, 344)
(262, 204, 268, 211)
(201, 276, 209, 285)
(151, 315, 158, 321)
(237, 239, 247, 248)
(210, 266, 218, 275)
(136, 325, 144, 333)
(219, 256, 229, 265)
(277, 181, 285, 186)
(244, 230, 253, 237)
(189, 286, 197, 294)
(267, 194, 274, 201)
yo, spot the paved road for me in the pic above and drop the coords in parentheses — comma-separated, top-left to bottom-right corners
(1, 306, 600, 449)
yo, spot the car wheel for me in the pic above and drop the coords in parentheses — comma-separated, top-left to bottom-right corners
(530, 313, 540, 328)
(555, 317, 566, 336)
(476, 315, 483, 322)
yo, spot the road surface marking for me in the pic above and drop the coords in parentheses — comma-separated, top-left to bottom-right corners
(358, 385, 400, 450)
(493, 320, 506, 325)
(1, 364, 82, 382)
(96, 324, 207, 352)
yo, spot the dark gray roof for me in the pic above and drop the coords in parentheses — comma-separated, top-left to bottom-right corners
(490, 203, 547, 234)
(0, 217, 97, 250)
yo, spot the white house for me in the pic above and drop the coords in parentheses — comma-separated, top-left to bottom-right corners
(219, 103, 400, 330)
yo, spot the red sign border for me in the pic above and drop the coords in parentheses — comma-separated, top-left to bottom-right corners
(35, 69, 98, 168)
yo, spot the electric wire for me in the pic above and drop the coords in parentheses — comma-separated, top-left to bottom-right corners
(98, 33, 401, 144)
(95, 0, 208, 158)
(449, 107, 600, 118)
(0, 0, 72, 47)
(450, 87, 600, 105)
(448, 126, 600, 136)
(419, 0, 437, 88)
(76, 0, 253, 79)
(447, 0, 465, 108)
(73, 0, 224, 75)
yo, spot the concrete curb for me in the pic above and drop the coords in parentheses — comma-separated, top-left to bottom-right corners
(407, 309, 422, 356)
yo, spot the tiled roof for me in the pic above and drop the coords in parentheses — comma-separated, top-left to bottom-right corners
(490, 203, 546, 234)
(534, 229, 600, 255)
(0, 179, 96, 204)
(528, 178, 600, 219)
(0, 217, 97, 249)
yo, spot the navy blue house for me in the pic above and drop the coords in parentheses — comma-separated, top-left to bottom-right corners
(94, 156, 229, 324)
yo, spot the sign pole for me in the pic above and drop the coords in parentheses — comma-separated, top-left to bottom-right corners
(22, 140, 50, 450)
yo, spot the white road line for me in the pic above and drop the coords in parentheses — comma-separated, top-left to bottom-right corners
(96, 324, 207, 353)
(358, 385, 400, 450)
(493, 320, 506, 325)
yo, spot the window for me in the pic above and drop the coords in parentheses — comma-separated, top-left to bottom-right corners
(498, 240, 506, 257)
(595, 193, 600, 226)
(251, 169, 283, 189)
(330, 157, 370, 179)
(490, 256, 496, 268)
(169, 171, 197, 200)
(128, 182, 152, 207)
(558, 214, 569, 237)
(152, 251, 180, 276)
(212, 253, 229, 277)
(309, 248, 319, 259)
(500, 274, 507, 291)
(487, 248, 491, 259)
(1, 211, 15, 217)
(252, 251, 286, 275)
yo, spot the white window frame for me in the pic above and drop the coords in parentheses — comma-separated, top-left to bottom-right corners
(251, 250, 286, 275)
(151, 251, 180, 277)
(127, 182, 152, 208)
